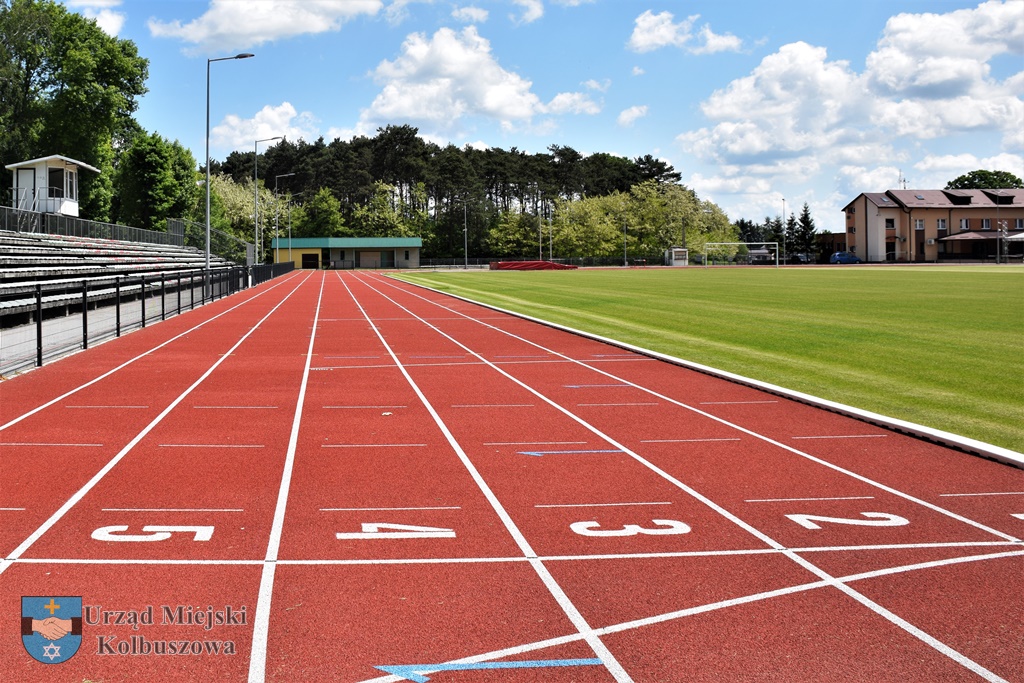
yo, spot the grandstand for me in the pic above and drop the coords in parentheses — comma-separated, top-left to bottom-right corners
(0, 229, 250, 375)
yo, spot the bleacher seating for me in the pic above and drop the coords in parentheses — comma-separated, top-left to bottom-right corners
(0, 230, 230, 283)
(0, 230, 235, 320)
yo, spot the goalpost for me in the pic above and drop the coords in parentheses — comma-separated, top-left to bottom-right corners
(702, 242, 779, 268)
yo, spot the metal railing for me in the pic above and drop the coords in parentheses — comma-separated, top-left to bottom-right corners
(168, 218, 253, 266)
(0, 262, 294, 376)
(0, 204, 183, 247)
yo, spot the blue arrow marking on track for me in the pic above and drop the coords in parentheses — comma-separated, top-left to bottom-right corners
(518, 449, 623, 457)
(376, 658, 604, 682)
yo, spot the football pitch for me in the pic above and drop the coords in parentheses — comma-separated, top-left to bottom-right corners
(396, 265, 1024, 454)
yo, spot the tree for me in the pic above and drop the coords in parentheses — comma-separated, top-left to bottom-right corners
(0, 0, 149, 219)
(790, 203, 819, 261)
(945, 169, 1023, 190)
(296, 187, 346, 238)
(114, 133, 198, 230)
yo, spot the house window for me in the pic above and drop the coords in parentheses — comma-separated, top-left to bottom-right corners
(960, 218, 970, 231)
(936, 218, 946, 231)
(982, 218, 991, 230)
(914, 219, 924, 231)
(47, 168, 65, 198)
(885, 218, 895, 229)
(1016, 219, 1023, 230)
(404, 250, 410, 260)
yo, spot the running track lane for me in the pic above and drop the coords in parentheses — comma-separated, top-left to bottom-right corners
(0, 269, 1020, 682)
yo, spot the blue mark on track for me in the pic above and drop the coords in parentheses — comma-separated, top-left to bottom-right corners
(376, 658, 604, 682)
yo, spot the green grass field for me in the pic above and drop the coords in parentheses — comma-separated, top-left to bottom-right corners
(396, 266, 1024, 454)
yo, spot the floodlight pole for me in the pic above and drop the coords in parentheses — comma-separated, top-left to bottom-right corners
(463, 202, 468, 269)
(623, 224, 628, 267)
(205, 53, 253, 275)
(254, 136, 282, 264)
(274, 173, 295, 264)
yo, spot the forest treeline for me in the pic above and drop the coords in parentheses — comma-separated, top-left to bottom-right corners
(207, 124, 742, 261)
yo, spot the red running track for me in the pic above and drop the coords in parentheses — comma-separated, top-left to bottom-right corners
(0, 270, 1021, 683)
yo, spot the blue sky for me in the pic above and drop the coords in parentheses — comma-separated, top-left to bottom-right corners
(64, 0, 1023, 232)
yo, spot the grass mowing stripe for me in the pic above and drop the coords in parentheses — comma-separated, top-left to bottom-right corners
(395, 267, 1024, 453)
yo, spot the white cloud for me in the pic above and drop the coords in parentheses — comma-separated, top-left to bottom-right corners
(361, 26, 544, 133)
(632, 66, 645, 76)
(148, 0, 383, 53)
(452, 6, 488, 24)
(546, 92, 600, 115)
(510, 0, 543, 24)
(212, 102, 320, 149)
(584, 78, 611, 92)
(67, 0, 125, 35)
(617, 105, 648, 127)
(628, 10, 741, 55)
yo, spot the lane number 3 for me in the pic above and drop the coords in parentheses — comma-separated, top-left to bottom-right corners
(570, 519, 692, 537)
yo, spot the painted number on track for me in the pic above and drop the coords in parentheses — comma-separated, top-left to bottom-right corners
(570, 519, 692, 537)
(336, 523, 456, 540)
(91, 525, 215, 542)
(785, 512, 910, 530)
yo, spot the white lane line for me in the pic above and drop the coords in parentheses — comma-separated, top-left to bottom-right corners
(344, 272, 633, 683)
(323, 355, 379, 359)
(1, 508, 26, 511)
(484, 441, 588, 446)
(700, 400, 778, 405)
(939, 492, 1024, 497)
(641, 438, 741, 443)
(158, 444, 264, 448)
(323, 405, 408, 409)
(102, 508, 244, 512)
(320, 443, 427, 448)
(193, 405, 278, 409)
(745, 496, 876, 503)
(0, 272, 302, 433)
(452, 404, 534, 408)
(354, 547, 1024, 683)
(0, 273, 313, 581)
(0, 442, 103, 447)
(65, 405, 148, 409)
(578, 402, 658, 407)
(248, 274, 324, 683)
(792, 434, 889, 440)
(320, 506, 462, 511)
(535, 502, 672, 509)
(8, 541, 1020, 568)
(366, 272, 1020, 681)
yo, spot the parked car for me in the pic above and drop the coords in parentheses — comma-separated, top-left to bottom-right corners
(829, 251, 862, 264)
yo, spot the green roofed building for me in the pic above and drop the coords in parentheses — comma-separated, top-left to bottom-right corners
(271, 237, 422, 269)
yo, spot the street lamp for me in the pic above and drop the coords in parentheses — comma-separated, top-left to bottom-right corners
(274, 173, 295, 264)
(205, 53, 253, 273)
(463, 202, 468, 269)
(254, 136, 282, 264)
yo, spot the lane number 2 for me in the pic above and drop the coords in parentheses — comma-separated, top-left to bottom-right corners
(785, 512, 909, 530)
(91, 525, 214, 542)
(570, 519, 692, 537)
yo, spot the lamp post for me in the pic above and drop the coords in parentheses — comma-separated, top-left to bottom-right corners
(205, 53, 253, 273)
(781, 196, 787, 264)
(463, 202, 468, 269)
(254, 136, 282, 264)
(274, 173, 295, 264)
